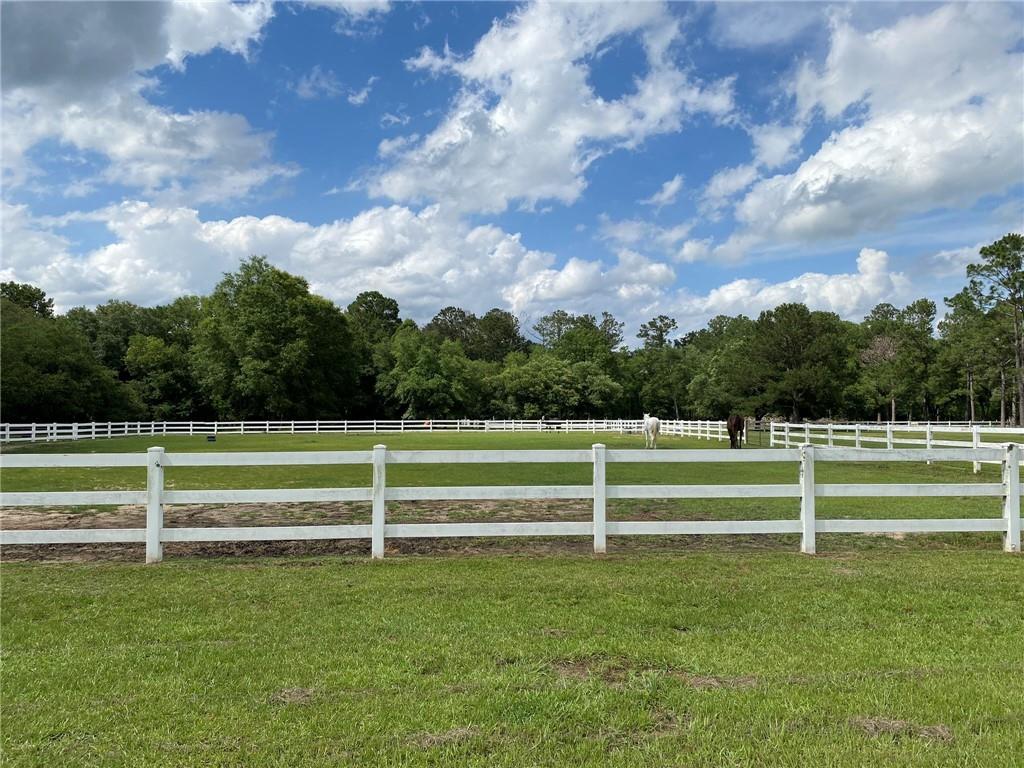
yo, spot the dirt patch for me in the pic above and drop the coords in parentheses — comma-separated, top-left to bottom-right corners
(672, 673, 758, 690)
(549, 656, 755, 690)
(410, 726, 481, 749)
(647, 707, 688, 735)
(0, 499, 802, 562)
(551, 656, 634, 685)
(850, 716, 953, 743)
(269, 687, 314, 706)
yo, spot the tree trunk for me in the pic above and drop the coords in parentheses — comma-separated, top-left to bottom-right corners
(1001, 369, 1007, 427)
(890, 397, 896, 423)
(968, 368, 976, 423)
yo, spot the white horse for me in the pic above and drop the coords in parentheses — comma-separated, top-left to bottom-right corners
(642, 413, 660, 449)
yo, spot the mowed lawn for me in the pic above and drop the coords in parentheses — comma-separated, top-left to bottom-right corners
(3, 433, 1022, 765)
(3, 553, 1023, 767)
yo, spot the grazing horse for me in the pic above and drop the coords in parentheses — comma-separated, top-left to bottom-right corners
(642, 413, 661, 449)
(727, 414, 745, 449)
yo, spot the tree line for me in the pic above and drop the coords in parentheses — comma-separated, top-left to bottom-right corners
(2, 234, 1021, 425)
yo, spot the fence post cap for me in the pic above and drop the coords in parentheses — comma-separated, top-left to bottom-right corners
(593, 443, 606, 449)
(373, 443, 387, 450)
(147, 446, 165, 454)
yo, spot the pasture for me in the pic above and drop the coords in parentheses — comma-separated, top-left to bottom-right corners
(2, 432, 1021, 766)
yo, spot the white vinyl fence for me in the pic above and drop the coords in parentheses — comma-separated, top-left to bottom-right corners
(1, 444, 1019, 560)
(769, 422, 1024, 472)
(0, 419, 734, 444)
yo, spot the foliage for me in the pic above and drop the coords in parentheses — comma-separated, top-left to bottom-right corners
(190, 257, 357, 419)
(0, 281, 54, 317)
(0, 299, 139, 421)
(3, 234, 1021, 423)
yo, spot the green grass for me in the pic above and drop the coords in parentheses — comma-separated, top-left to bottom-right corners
(3, 434, 1021, 765)
(3, 553, 1023, 767)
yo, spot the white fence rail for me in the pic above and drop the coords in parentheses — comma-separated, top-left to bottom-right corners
(0, 419, 734, 444)
(1, 444, 1019, 560)
(769, 422, 1024, 472)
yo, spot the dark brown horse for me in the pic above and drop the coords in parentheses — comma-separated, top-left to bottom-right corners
(727, 414, 745, 449)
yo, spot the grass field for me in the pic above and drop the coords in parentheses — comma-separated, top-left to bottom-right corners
(3, 553, 1023, 766)
(2, 432, 1021, 766)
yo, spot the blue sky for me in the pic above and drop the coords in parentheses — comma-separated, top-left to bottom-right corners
(2, 1, 1022, 338)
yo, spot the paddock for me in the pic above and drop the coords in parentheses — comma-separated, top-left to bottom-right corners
(2, 431, 1023, 766)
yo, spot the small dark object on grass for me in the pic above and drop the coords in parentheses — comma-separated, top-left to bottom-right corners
(207, 434, 216, 442)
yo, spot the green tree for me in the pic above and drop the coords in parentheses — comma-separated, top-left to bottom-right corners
(125, 334, 206, 419)
(190, 257, 357, 419)
(748, 304, 855, 421)
(1, 281, 54, 317)
(474, 308, 527, 362)
(376, 325, 484, 418)
(345, 290, 402, 416)
(967, 233, 1024, 424)
(0, 299, 139, 421)
(637, 315, 677, 349)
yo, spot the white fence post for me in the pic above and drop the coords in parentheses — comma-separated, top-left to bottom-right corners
(372, 444, 386, 559)
(972, 425, 981, 474)
(146, 447, 165, 564)
(784, 423, 790, 448)
(593, 443, 607, 554)
(1003, 443, 1021, 553)
(886, 423, 893, 450)
(827, 424, 834, 448)
(855, 424, 861, 448)
(799, 444, 816, 555)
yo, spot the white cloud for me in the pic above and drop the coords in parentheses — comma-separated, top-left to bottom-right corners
(640, 174, 684, 208)
(714, 4, 1024, 260)
(919, 242, 985, 280)
(1, 0, 287, 202)
(671, 248, 911, 324)
(598, 215, 692, 252)
(5, 199, 923, 343)
(347, 76, 379, 106)
(165, 0, 274, 68)
(380, 111, 410, 128)
(677, 238, 712, 264)
(749, 123, 803, 169)
(293, 65, 343, 100)
(369, 2, 734, 213)
(710, 2, 823, 49)
(701, 164, 758, 216)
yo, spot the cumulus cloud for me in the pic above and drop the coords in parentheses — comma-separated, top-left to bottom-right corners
(671, 248, 911, 324)
(1, 0, 289, 201)
(700, 163, 758, 218)
(369, 2, 734, 213)
(712, 3, 1024, 260)
(598, 215, 692, 253)
(5, 199, 922, 340)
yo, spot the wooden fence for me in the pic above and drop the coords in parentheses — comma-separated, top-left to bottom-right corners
(1, 444, 1019, 560)
(0, 419, 736, 444)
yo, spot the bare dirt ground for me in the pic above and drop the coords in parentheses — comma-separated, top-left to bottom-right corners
(0, 500, 805, 562)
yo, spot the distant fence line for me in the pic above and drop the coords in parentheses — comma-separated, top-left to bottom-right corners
(769, 422, 1024, 471)
(0, 444, 1019, 561)
(0, 419, 738, 444)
